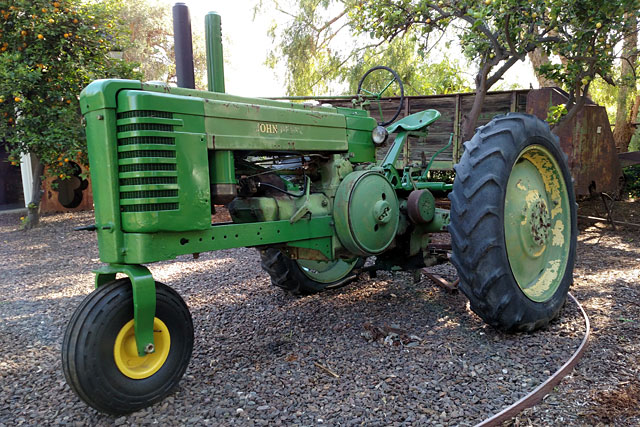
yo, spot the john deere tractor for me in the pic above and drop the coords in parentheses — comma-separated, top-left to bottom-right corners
(62, 10, 576, 415)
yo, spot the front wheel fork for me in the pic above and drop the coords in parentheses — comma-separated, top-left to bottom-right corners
(93, 264, 156, 356)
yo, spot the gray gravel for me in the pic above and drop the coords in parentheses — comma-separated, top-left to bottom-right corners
(0, 205, 635, 426)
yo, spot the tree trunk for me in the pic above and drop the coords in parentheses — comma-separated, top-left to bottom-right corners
(461, 66, 491, 143)
(24, 156, 44, 230)
(613, 13, 638, 153)
(462, 88, 488, 143)
(528, 47, 557, 88)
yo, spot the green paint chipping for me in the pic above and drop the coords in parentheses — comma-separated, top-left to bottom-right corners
(504, 145, 572, 302)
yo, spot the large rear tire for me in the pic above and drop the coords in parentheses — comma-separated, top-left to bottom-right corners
(260, 249, 362, 295)
(449, 113, 577, 332)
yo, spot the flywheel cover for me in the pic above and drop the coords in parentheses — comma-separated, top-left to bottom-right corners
(333, 171, 399, 256)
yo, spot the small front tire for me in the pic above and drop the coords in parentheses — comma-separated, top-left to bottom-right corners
(62, 279, 193, 414)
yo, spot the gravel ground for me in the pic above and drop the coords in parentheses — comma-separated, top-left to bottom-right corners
(0, 199, 638, 426)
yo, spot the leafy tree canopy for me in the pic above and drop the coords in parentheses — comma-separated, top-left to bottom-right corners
(0, 0, 141, 181)
(353, 0, 640, 134)
(119, 0, 209, 89)
(261, 0, 471, 96)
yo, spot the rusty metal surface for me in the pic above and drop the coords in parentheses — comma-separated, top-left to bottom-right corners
(527, 88, 623, 197)
(423, 270, 459, 293)
(618, 151, 640, 167)
(476, 292, 591, 427)
(40, 163, 94, 214)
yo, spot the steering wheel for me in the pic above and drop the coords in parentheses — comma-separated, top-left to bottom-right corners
(356, 66, 405, 126)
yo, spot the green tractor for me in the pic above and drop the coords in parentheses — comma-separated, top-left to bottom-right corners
(62, 11, 577, 415)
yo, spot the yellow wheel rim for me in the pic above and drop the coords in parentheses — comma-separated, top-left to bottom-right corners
(113, 318, 170, 379)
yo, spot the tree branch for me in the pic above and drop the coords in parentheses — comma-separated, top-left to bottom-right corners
(504, 15, 517, 55)
(316, 8, 349, 33)
(486, 55, 521, 88)
(449, 10, 502, 55)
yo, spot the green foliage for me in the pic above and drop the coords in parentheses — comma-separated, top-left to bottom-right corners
(119, 0, 173, 83)
(589, 75, 621, 124)
(119, 0, 208, 89)
(343, 37, 471, 95)
(262, 0, 470, 96)
(264, 0, 347, 96)
(429, 169, 455, 184)
(623, 165, 640, 198)
(353, 0, 640, 128)
(535, 0, 640, 102)
(353, 0, 556, 64)
(0, 0, 141, 180)
(546, 104, 567, 124)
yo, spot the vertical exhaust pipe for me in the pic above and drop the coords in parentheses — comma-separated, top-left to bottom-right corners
(202, 12, 236, 204)
(205, 12, 225, 93)
(172, 2, 195, 89)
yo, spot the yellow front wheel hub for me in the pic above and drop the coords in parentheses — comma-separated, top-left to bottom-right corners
(114, 318, 171, 379)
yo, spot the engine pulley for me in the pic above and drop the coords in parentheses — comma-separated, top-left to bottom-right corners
(407, 189, 436, 224)
(333, 171, 399, 256)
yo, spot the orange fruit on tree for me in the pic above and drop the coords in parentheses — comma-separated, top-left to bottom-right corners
(14, 97, 21, 102)
(38, 34, 44, 39)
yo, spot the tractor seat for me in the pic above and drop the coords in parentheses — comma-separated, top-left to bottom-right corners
(386, 109, 441, 133)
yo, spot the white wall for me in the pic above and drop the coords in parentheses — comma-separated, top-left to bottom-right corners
(19, 153, 34, 207)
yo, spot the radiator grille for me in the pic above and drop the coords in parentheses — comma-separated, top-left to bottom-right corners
(118, 123, 173, 133)
(117, 110, 173, 119)
(121, 203, 179, 213)
(120, 177, 178, 186)
(120, 190, 179, 199)
(117, 110, 179, 214)
(118, 150, 176, 160)
(119, 163, 177, 173)
(118, 136, 175, 146)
